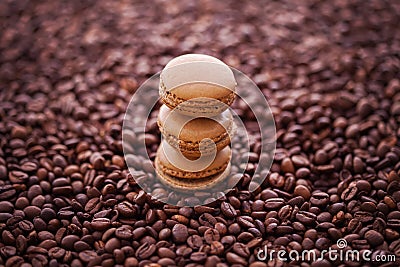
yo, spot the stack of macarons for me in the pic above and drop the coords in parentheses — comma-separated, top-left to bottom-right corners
(155, 54, 236, 190)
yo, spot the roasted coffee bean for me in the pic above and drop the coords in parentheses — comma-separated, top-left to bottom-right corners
(61, 235, 80, 250)
(210, 241, 224, 255)
(117, 201, 136, 217)
(204, 228, 220, 244)
(79, 250, 98, 263)
(190, 251, 207, 262)
(91, 218, 111, 231)
(115, 225, 133, 239)
(1, 2, 400, 266)
(226, 252, 247, 265)
(265, 198, 285, 209)
(310, 192, 329, 206)
(0, 185, 17, 200)
(172, 224, 188, 244)
(341, 185, 358, 201)
(294, 185, 311, 200)
(105, 238, 121, 253)
(157, 247, 176, 258)
(296, 211, 317, 225)
(187, 235, 203, 249)
(221, 202, 237, 218)
(365, 230, 384, 247)
(199, 213, 217, 227)
(232, 243, 250, 258)
(135, 243, 156, 260)
(6, 256, 24, 267)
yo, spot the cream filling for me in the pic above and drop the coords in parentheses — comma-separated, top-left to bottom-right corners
(160, 105, 233, 136)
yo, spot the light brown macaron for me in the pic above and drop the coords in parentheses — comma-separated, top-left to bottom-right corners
(159, 54, 236, 117)
(157, 104, 234, 158)
(155, 141, 231, 190)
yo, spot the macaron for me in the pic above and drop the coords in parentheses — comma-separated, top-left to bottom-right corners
(157, 104, 235, 158)
(159, 54, 236, 117)
(155, 141, 231, 190)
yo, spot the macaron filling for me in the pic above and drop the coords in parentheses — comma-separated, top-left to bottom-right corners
(157, 105, 235, 156)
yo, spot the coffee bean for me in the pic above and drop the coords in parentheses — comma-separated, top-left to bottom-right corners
(18, 220, 34, 231)
(204, 228, 220, 244)
(237, 232, 254, 242)
(9, 171, 28, 183)
(281, 157, 295, 173)
(115, 225, 133, 239)
(40, 207, 56, 221)
(91, 218, 110, 231)
(105, 238, 121, 253)
(24, 206, 41, 219)
(341, 186, 358, 201)
(232, 243, 250, 258)
(315, 237, 330, 250)
(6, 256, 24, 267)
(1, 2, 399, 266)
(158, 228, 171, 240)
(221, 202, 237, 218)
(74, 241, 91, 252)
(0, 185, 17, 200)
(296, 211, 317, 225)
(199, 213, 217, 227)
(61, 235, 79, 250)
(172, 224, 188, 243)
(265, 198, 285, 209)
(260, 189, 279, 200)
(294, 185, 311, 200)
(292, 155, 310, 167)
(310, 192, 329, 206)
(249, 262, 268, 267)
(132, 227, 146, 239)
(190, 251, 207, 262)
(205, 255, 221, 267)
(226, 252, 247, 265)
(117, 201, 137, 217)
(365, 230, 384, 247)
(135, 243, 156, 260)
(209, 241, 224, 255)
(157, 247, 175, 258)
(187, 235, 203, 249)
(125, 257, 139, 267)
(79, 250, 98, 263)
(296, 168, 311, 178)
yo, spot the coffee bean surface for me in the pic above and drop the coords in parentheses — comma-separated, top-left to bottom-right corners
(1, 0, 400, 266)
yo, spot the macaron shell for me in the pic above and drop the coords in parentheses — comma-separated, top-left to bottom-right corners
(161, 54, 236, 96)
(158, 105, 233, 142)
(169, 82, 234, 101)
(155, 159, 231, 191)
(159, 54, 236, 117)
(158, 105, 234, 157)
(156, 141, 231, 179)
(165, 54, 223, 68)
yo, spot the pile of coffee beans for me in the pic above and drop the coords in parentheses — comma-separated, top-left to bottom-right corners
(1, 0, 399, 266)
